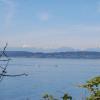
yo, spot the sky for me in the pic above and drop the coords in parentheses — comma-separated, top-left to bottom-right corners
(0, 0, 100, 49)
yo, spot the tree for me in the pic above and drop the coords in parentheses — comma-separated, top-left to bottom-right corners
(61, 93, 72, 100)
(0, 43, 27, 82)
(80, 76, 100, 100)
(43, 94, 58, 100)
(43, 93, 72, 100)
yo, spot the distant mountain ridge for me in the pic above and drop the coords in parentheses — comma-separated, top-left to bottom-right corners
(7, 47, 75, 52)
(86, 48, 100, 52)
(4, 51, 100, 59)
(7, 47, 100, 52)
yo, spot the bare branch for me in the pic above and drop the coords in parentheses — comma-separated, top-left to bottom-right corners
(0, 43, 28, 82)
(0, 73, 28, 77)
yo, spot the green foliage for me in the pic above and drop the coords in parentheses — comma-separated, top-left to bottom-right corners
(61, 93, 72, 100)
(42, 76, 100, 100)
(80, 76, 100, 100)
(42, 94, 58, 100)
(42, 93, 72, 100)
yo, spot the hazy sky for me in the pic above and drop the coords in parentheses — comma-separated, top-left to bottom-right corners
(0, 0, 100, 49)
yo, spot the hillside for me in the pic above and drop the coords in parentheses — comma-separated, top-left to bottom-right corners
(3, 51, 100, 59)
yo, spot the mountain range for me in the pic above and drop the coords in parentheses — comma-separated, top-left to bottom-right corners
(2, 51, 100, 59)
(6, 47, 100, 52)
(1, 47, 99, 59)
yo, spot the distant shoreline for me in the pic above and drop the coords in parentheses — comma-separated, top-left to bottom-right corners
(2, 51, 100, 59)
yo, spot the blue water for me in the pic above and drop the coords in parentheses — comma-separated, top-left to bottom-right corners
(0, 58, 100, 100)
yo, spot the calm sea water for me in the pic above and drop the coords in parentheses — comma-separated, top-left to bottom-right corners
(0, 58, 100, 100)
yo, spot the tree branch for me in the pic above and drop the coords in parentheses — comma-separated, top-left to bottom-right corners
(0, 73, 28, 77)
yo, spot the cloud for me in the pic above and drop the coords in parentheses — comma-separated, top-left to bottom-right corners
(22, 44, 33, 48)
(37, 11, 50, 21)
(1, 0, 15, 30)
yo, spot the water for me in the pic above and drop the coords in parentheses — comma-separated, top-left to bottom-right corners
(0, 58, 100, 100)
